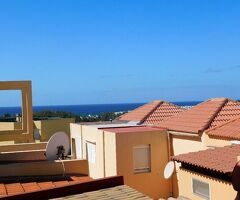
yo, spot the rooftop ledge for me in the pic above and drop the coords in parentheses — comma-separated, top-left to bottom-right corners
(0, 159, 89, 178)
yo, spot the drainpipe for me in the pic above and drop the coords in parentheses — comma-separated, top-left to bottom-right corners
(167, 131, 173, 197)
(81, 125, 84, 159)
(103, 131, 106, 177)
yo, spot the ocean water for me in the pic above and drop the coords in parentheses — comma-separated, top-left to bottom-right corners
(0, 101, 201, 116)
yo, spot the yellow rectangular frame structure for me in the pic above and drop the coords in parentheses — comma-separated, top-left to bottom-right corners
(0, 81, 33, 142)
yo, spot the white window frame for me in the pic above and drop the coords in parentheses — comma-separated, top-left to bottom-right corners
(86, 141, 96, 164)
(192, 178, 211, 200)
(133, 144, 151, 173)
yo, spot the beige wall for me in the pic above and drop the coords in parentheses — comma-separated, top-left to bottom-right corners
(0, 142, 46, 152)
(104, 131, 117, 177)
(177, 168, 236, 200)
(34, 118, 75, 142)
(114, 130, 170, 200)
(81, 125, 105, 179)
(0, 142, 47, 162)
(0, 159, 89, 177)
(0, 122, 20, 131)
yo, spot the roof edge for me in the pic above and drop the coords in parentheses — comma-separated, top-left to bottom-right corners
(199, 98, 228, 132)
(139, 101, 163, 123)
(206, 116, 240, 134)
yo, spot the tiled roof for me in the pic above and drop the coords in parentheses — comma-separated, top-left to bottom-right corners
(118, 100, 184, 123)
(172, 145, 240, 174)
(51, 185, 152, 200)
(0, 175, 92, 198)
(208, 100, 240, 129)
(158, 98, 240, 134)
(144, 102, 185, 125)
(101, 126, 165, 133)
(206, 117, 240, 140)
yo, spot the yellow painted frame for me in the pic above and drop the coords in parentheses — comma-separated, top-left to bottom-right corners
(0, 81, 33, 142)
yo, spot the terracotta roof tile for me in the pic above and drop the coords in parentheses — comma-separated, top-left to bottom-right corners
(172, 145, 240, 174)
(144, 102, 185, 125)
(0, 175, 91, 197)
(5, 183, 24, 195)
(118, 100, 184, 123)
(206, 117, 240, 140)
(208, 100, 240, 129)
(158, 98, 240, 134)
(118, 101, 162, 122)
(37, 181, 55, 189)
(0, 184, 6, 196)
(21, 182, 40, 192)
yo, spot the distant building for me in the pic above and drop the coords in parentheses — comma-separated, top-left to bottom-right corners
(33, 118, 75, 142)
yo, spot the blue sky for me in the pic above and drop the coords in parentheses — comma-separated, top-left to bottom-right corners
(0, 0, 240, 106)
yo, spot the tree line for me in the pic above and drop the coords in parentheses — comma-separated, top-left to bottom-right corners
(0, 110, 126, 122)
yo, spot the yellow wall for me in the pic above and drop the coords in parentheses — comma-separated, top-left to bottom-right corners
(171, 136, 207, 156)
(177, 168, 236, 200)
(34, 118, 75, 141)
(202, 132, 232, 147)
(114, 130, 170, 200)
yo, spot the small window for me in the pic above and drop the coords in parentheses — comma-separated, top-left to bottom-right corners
(133, 145, 151, 173)
(86, 142, 96, 164)
(192, 178, 210, 200)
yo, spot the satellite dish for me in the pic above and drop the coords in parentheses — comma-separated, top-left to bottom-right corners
(164, 161, 175, 179)
(45, 132, 70, 161)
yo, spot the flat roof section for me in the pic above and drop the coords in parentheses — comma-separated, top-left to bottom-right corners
(51, 185, 152, 200)
(101, 126, 166, 133)
(89, 122, 139, 128)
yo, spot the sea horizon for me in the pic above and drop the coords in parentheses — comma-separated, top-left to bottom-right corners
(0, 101, 202, 116)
